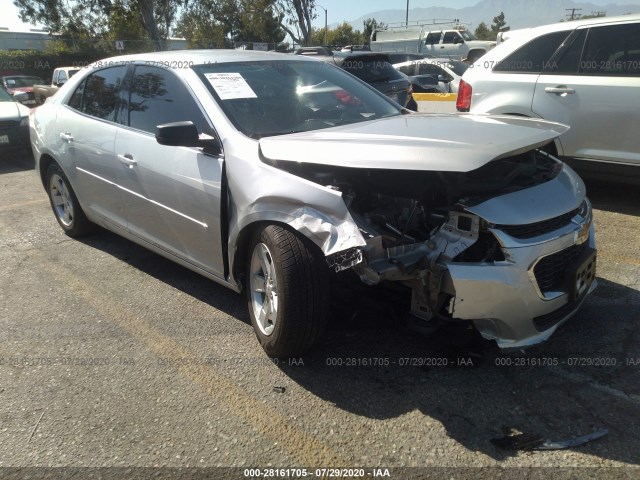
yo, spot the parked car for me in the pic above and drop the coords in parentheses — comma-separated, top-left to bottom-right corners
(394, 57, 469, 93)
(458, 14, 640, 181)
(33, 67, 80, 105)
(0, 75, 45, 106)
(330, 52, 417, 110)
(0, 87, 30, 152)
(31, 50, 596, 357)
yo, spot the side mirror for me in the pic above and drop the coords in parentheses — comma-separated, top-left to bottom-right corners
(453, 37, 462, 45)
(156, 121, 221, 154)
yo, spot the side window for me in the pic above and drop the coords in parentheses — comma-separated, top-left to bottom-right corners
(81, 66, 127, 121)
(494, 30, 571, 73)
(545, 29, 587, 74)
(443, 32, 461, 44)
(128, 65, 210, 135)
(580, 23, 640, 75)
(58, 70, 68, 83)
(425, 32, 441, 45)
(67, 78, 86, 111)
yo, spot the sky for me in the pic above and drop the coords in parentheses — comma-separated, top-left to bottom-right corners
(2, 0, 640, 31)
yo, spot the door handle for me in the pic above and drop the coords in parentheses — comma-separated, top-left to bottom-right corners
(545, 86, 575, 95)
(59, 132, 73, 143)
(118, 154, 137, 167)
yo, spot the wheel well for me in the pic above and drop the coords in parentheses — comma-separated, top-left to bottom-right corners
(232, 221, 327, 290)
(38, 154, 56, 187)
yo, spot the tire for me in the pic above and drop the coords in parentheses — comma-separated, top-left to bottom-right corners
(45, 163, 94, 237)
(246, 225, 330, 358)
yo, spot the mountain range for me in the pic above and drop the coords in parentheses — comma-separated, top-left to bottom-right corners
(343, 0, 640, 32)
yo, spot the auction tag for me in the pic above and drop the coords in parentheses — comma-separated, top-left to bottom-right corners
(0, 135, 9, 144)
(204, 73, 257, 100)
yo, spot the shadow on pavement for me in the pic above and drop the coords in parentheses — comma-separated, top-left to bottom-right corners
(70, 192, 639, 466)
(0, 150, 35, 174)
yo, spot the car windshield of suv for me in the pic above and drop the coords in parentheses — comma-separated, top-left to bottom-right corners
(194, 60, 402, 139)
(3, 76, 44, 87)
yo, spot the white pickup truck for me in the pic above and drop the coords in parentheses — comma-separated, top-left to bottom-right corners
(371, 27, 495, 63)
(33, 67, 80, 105)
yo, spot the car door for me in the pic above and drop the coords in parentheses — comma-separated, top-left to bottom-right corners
(441, 31, 466, 58)
(532, 22, 640, 165)
(115, 64, 226, 276)
(55, 66, 128, 228)
(422, 31, 441, 56)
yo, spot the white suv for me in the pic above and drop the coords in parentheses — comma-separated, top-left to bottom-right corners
(457, 14, 640, 180)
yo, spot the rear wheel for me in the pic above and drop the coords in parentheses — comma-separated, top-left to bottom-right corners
(246, 225, 330, 358)
(45, 163, 94, 237)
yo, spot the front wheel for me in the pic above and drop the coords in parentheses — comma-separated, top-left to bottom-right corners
(45, 163, 94, 237)
(246, 225, 330, 358)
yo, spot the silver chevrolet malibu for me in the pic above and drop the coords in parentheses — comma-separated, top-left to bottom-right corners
(30, 50, 597, 357)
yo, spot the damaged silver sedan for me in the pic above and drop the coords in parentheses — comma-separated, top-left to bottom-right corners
(30, 51, 596, 357)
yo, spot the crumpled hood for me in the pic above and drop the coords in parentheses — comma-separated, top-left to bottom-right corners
(259, 114, 569, 172)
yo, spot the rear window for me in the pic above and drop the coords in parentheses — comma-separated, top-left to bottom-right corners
(494, 30, 571, 73)
(342, 59, 403, 83)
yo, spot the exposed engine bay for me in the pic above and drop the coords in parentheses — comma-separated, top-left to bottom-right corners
(267, 148, 562, 326)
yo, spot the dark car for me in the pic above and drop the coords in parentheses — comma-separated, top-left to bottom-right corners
(0, 75, 45, 106)
(0, 87, 30, 152)
(330, 52, 417, 110)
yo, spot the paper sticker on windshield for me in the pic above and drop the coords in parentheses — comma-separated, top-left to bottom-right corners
(204, 73, 257, 100)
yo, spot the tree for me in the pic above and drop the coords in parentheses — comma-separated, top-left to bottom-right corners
(362, 18, 385, 45)
(490, 11, 507, 37)
(176, 0, 285, 49)
(273, 0, 315, 46)
(13, 0, 185, 50)
(474, 22, 493, 41)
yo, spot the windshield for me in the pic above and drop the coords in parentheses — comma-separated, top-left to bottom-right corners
(3, 76, 44, 88)
(194, 60, 401, 139)
(460, 31, 476, 41)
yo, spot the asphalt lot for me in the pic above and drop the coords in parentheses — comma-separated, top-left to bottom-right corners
(0, 149, 639, 479)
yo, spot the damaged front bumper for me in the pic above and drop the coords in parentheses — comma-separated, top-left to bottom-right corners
(346, 166, 596, 349)
(448, 220, 596, 348)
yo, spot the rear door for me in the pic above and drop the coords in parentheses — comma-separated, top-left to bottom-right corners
(55, 66, 128, 228)
(532, 21, 640, 164)
(115, 64, 226, 276)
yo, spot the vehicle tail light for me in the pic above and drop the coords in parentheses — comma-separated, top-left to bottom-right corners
(456, 80, 472, 112)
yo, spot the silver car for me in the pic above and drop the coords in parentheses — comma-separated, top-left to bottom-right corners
(30, 50, 596, 357)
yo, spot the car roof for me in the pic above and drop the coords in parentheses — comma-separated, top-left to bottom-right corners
(506, 13, 640, 40)
(93, 49, 306, 66)
(331, 51, 391, 67)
